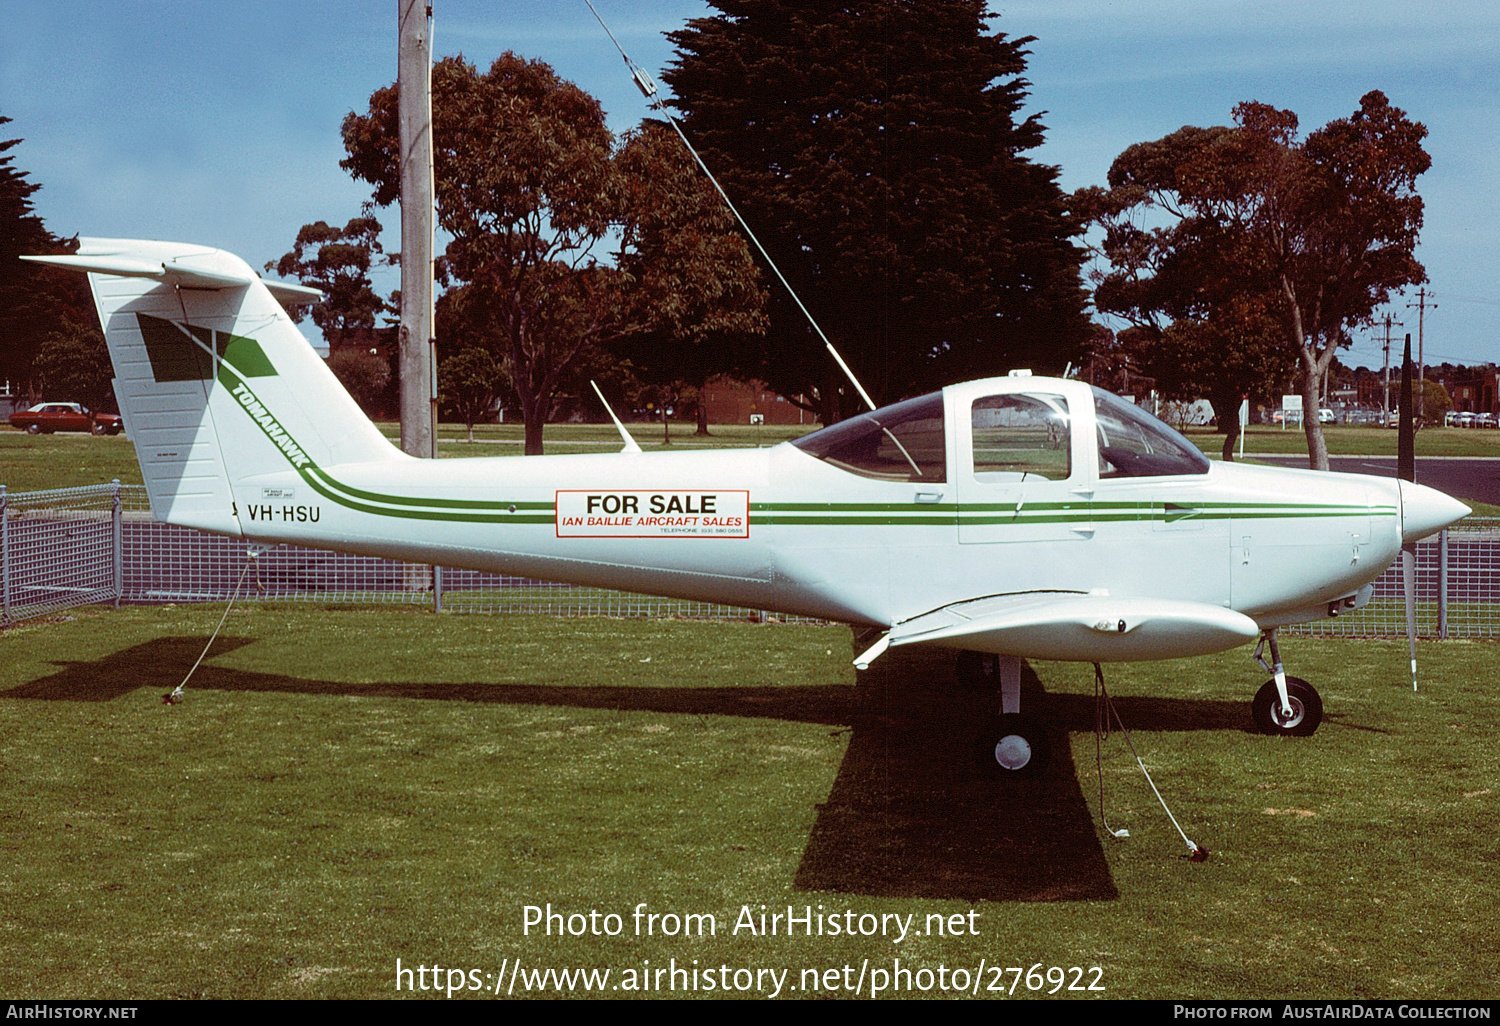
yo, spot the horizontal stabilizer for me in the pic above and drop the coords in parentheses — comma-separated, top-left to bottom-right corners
(881, 591, 1261, 663)
(22, 247, 321, 307)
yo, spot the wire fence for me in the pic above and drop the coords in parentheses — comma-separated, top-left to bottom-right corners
(2, 481, 1497, 638)
(1, 482, 776, 626)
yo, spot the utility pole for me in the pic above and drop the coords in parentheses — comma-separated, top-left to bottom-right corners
(398, 0, 436, 458)
(1380, 313, 1402, 420)
(1406, 287, 1436, 422)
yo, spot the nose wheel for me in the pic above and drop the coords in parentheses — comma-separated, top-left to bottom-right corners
(1251, 630, 1323, 736)
(1252, 676, 1322, 736)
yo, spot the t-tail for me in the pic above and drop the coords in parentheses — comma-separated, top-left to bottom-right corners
(23, 238, 403, 536)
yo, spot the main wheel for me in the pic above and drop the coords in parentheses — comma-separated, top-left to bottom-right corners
(956, 650, 999, 688)
(978, 717, 1047, 777)
(1252, 677, 1323, 736)
(25, 423, 41, 434)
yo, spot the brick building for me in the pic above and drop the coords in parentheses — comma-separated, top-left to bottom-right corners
(1444, 367, 1500, 415)
(699, 377, 811, 426)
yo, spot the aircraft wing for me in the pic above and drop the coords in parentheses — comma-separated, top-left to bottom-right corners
(855, 592, 1261, 667)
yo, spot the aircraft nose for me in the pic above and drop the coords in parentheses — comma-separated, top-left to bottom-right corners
(1399, 480, 1470, 543)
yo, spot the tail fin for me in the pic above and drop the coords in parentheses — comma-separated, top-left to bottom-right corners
(24, 238, 401, 535)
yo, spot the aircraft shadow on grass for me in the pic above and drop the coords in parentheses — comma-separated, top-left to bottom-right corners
(8, 635, 1263, 903)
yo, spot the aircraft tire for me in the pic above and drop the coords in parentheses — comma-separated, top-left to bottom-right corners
(955, 650, 1000, 689)
(1251, 677, 1322, 737)
(979, 716, 1047, 777)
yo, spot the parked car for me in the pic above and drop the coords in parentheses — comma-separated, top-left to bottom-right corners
(7, 402, 123, 435)
(1318, 407, 1336, 424)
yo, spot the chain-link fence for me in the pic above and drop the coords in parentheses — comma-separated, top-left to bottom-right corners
(3, 481, 1497, 637)
(2, 483, 775, 626)
(1, 483, 123, 624)
(1286, 519, 1500, 640)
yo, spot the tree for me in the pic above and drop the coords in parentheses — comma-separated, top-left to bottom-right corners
(610, 120, 767, 436)
(1419, 380, 1451, 424)
(342, 54, 763, 454)
(664, 0, 1089, 421)
(1082, 93, 1429, 470)
(327, 348, 391, 415)
(342, 54, 619, 454)
(438, 343, 505, 442)
(1130, 300, 1286, 459)
(1077, 127, 1290, 458)
(32, 308, 113, 410)
(0, 116, 104, 401)
(1236, 93, 1429, 469)
(265, 217, 392, 345)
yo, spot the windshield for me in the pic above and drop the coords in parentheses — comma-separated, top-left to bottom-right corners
(1093, 387, 1210, 478)
(792, 392, 946, 482)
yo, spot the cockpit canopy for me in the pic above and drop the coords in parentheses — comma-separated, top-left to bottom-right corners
(790, 382, 1210, 483)
(791, 392, 946, 482)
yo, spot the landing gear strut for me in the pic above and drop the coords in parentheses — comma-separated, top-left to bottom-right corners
(962, 652, 1046, 775)
(1251, 629, 1323, 736)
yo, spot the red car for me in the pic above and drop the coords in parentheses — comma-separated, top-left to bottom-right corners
(8, 402, 124, 435)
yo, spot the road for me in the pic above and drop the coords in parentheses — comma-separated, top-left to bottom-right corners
(1251, 456, 1500, 508)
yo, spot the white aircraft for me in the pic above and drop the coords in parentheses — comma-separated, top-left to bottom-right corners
(26, 239, 1470, 773)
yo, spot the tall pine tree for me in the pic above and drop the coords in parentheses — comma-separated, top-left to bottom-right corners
(664, 0, 1088, 419)
(0, 116, 106, 403)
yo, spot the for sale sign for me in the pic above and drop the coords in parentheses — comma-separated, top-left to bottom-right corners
(555, 490, 750, 538)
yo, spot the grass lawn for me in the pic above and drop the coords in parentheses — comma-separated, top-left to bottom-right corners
(1185, 423, 1500, 458)
(1, 606, 1496, 999)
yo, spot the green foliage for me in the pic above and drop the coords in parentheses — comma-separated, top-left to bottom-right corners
(326, 347, 391, 415)
(32, 309, 112, 410)
(611, 120, 767, 400)
(343, 53, 621, 455)
(342, 54, 763, 455)
(0, 115, 97, 397)
(438, 344, 505, 440)
(1420, 379, 1452, 421)
(665, 1, 1089, 418)
(266, 217, 390, 342)
(1082, 92, 1431, 468)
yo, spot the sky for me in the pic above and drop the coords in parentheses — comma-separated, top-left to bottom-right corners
(2, 0, 1497, 370)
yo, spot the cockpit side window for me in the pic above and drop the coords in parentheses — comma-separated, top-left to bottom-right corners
(1093, 387, 1211, 478)
(971, 393, 1070, 481)
(791, 392, 946, 482)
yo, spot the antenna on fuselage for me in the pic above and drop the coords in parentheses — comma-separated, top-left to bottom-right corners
(590, 380, 643, 454)
(581, 0, 881, 417)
